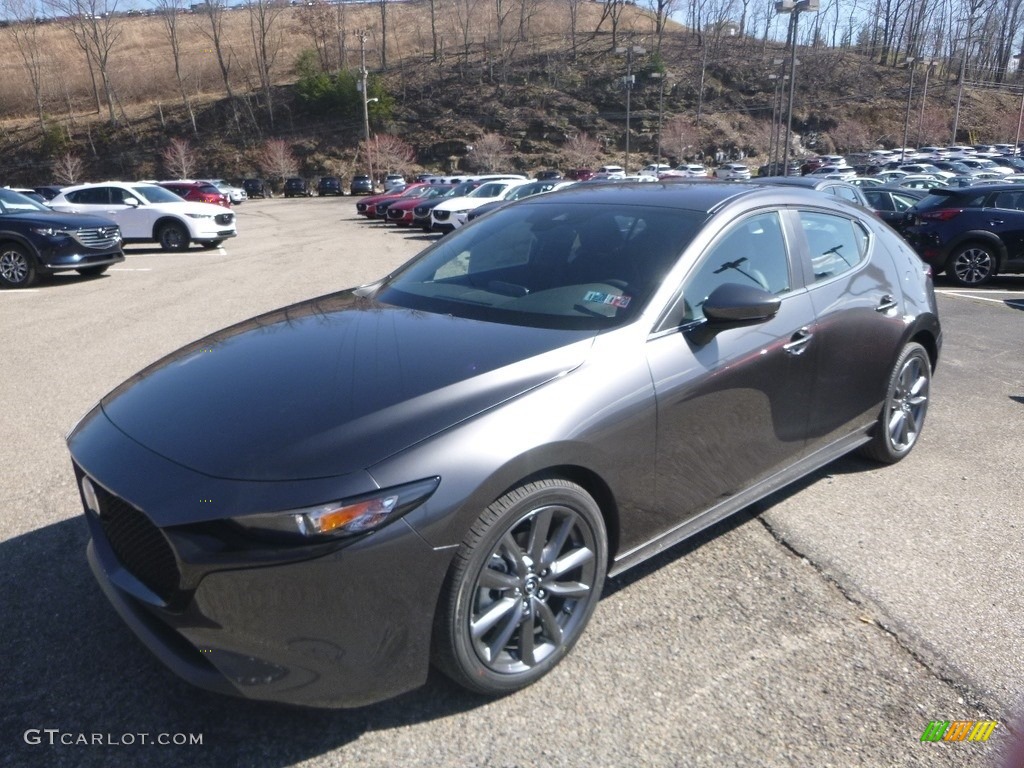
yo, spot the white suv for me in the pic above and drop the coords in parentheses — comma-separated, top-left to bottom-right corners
(431, 179, 529, 232)
(49, 182, 237, 251)
(714, 163, 751, 180)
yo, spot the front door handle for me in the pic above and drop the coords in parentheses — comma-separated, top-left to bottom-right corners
(783, 327, 813, 355)
(876, 295, 898, 313)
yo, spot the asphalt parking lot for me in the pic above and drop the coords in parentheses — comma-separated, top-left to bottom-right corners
(1, 197, 1021, 767)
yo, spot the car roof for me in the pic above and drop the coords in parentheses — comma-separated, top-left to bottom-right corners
(520, 179, 854, 215)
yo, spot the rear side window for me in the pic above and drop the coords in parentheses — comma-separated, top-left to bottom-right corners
(797, 211, 869, 283)
(913, 191, 983, 212)
(992, 190, 1024, 210)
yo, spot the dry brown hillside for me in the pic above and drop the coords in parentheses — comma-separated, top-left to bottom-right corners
(0, 0, 1018, 184)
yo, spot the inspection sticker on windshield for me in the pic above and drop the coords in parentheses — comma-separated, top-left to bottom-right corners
(583, 291, 631, 309)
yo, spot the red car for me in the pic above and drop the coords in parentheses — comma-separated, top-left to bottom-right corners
(385, 184, 455, 226)
(355, 183, 427, 219)
(157, 181, 231, 209)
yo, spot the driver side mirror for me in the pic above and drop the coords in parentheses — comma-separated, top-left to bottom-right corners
(687, 283, 781, 345)
(124, 198, 140, 207)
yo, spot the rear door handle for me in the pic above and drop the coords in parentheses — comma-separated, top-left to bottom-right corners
(783, 327, 813, 355)
(988, 219, 1004, 226)
(876, 295, 898, 313)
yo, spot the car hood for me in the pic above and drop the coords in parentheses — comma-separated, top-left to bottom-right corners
(99, 291, 595, 481)
(13, 211, 120, 229)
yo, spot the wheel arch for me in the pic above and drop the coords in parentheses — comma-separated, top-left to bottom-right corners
(944, 231, 1007, 271)
(151, 215, 190, 240)
(0, 232, 39, 260)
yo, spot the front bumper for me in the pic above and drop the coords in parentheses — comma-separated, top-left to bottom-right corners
(40, 248, 125, 273)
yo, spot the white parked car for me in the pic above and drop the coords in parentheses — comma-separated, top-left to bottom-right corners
(204, 179, 246, 204)
(660, 164, 708, 178)
(593, 165, 626, 179)
(49, 182, 237, 251)
(808, 165, 857, 180)
(714, 163, 751, 180)
(430, 179, 530, 231)
(639, 163, 672, 178)
(383, 173, 406, 192)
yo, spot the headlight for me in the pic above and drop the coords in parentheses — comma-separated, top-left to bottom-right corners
(31, 226, 74, 238)
(230, 477, 440, 542)
(186, 213, 215, 220)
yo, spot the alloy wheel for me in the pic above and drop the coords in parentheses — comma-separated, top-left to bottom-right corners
(951, 246, 994, 285)
(0, 249, 29, 285)
(468, 504, 599, 674)
(886, 353, 929, 453)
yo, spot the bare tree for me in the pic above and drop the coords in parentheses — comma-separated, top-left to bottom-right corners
(646, 0, 680, 53)
(379, 0, 389, 68)
(561, 132, 602, 168)
(468, 132, 511, 171)
(246, 0, 285, 123)
(195, 0, 235, 103)
(2, 0, 48, 133)
(830, 117, 872, 152)
(295, 0, 337, 71)
(154, 0, 197, 134)
(259, 139, 298, 180)
(365, 134, 417, 174)
(567, 0, 584, 58)
(45, 0, 124, 125)
(162, 138, 197, 178)
(595, 0, 627, 49)
(52, 153, 85, 185)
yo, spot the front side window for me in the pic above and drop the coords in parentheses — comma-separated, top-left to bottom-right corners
(681, 210, 791, 323)
(798, 210, 869, 283)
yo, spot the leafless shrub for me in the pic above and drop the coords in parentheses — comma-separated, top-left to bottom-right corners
(662, 115, 698, 161)
(161, 137, 197, 178)
(258, 138, 298, 179)
(561, 131, 601, 168)
(364, 133, 417, 175)
(52, 152, 84, 184)
(467, 132, 510, 172)
(830, 117, 872, 153)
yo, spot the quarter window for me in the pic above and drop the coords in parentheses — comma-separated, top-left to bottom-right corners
(798, 211, 869, 283)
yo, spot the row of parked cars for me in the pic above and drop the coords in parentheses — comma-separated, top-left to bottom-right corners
(0, 180, 240, 288)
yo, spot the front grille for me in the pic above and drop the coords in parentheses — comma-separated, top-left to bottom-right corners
(387, 208, 404, 220)
(413, 206, 427, 217)
(73, 227, 121, 250)
(356, 203, 368, 212)
(92, 482, 181, 601)
(215, 213, 234, 225)
(434, 210, 450, 221)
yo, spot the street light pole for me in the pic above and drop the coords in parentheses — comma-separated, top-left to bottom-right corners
(355, 29, 374, 185)
(952, 16, 975, 144)
(900, 58, 916, 161)
(776, 0, 818, 176)
(916, 60, 936, 146)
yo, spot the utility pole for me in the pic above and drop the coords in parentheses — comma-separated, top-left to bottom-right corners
(615, 43, 645, 174)
(900, 58, 916, 161)
(355, 29, 373, 186)
(916, 60, 936, 146)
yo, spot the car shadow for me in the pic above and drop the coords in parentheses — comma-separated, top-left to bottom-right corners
(1, 519, 487, 768)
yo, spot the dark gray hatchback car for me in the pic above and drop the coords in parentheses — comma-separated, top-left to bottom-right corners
(68, 182, 940, 707)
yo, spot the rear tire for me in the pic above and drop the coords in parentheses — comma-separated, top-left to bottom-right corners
(0, 244, 37, 288)
(946, 242, 996, 286)
(859, 342, 931, 464)
(434, 478, 607, 696)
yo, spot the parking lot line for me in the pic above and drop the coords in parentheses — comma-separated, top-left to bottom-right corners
(0, 289, 40, 294)
(108, 268, 153, 272)
(936, 289, 1024, 307)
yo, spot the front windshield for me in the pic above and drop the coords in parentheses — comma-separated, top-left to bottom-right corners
(132, 184, 185, 204)
(376, 202, 706, 330)
(0, 188, 50, 214)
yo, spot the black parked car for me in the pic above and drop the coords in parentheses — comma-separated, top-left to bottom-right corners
(317, 176, 343, 196)
(284, 177, 313, 198)
(902, 183, 1024, 285)
(242, 178, 272, 199)
(0, 187, 123, 288)
(67, 183, 939, 708)
(350, 174, 373, 195)
(861, 186, 927, 228)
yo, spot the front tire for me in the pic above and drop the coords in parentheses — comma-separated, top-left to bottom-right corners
(434, 478, 607, 696)
(946, 242, 996, 286)
(0, 244, 37, 288)
(158, 222, 190, 252)
(859, 342, 931, 464)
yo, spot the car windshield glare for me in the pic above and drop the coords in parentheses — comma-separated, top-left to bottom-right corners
(0, 188, 50, 213)
(376, 202, 706, 330)
(132, 184, 185, 204)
